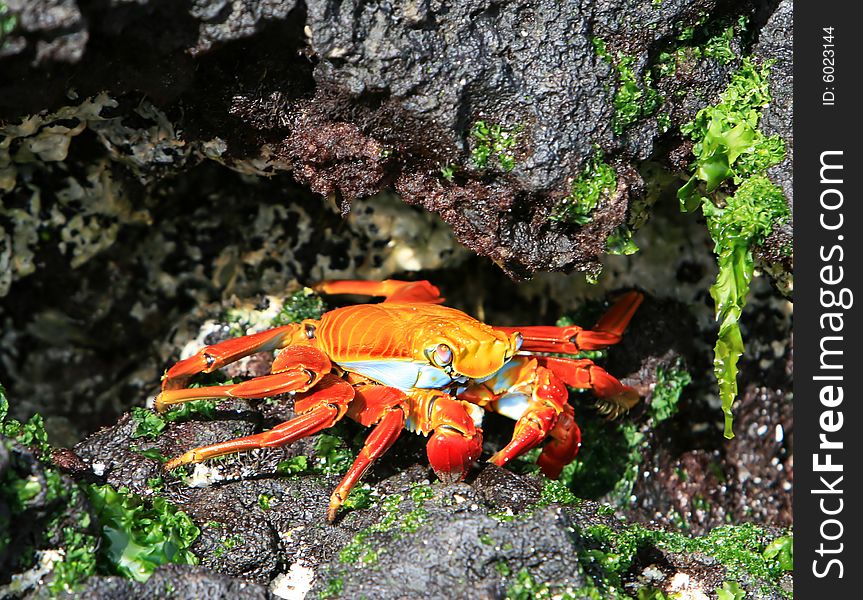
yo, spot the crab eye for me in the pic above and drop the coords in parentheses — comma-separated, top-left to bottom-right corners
(513, 333, 524, 351)
(432, 344, 453, 367)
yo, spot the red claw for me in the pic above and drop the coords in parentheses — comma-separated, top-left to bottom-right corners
(426, 427, 483, 484)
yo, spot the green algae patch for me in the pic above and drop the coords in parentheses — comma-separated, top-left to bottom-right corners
(319, 576, 345, 599)
(272, 288, 327, 326)
(552, 150, 617, 225)
(312, 431, 356, 475)
(648, 360, 691, 424)
(605, 225, 639, 256)
(0, 2, 17, 49)
(677, 57, 788, 438)
(1, 386, 52, 458)
(470, 120, 521, 172)
(86, 484, 200, 581)
(338, 485, 437, 565)
(2, 387, 201, 593)
(703, 177, 788, 437)
(577, 522, 793, 599)
(338, 494, 403, 565)
(537, 478, 580, 507)
(655, 16, 748, 81)
(130, 407, 168, 440)
(131, 398, 217, 441)
(593, 39, 662, 135)
(678, 59, 785, 211)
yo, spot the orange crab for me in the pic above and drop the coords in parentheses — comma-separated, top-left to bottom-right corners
(156, 280, 642, 521)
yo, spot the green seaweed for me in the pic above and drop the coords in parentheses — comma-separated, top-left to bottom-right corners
(312, 432, 355, 475)
(470, 120, 521, 172)
(86, 484, 200, 581)
(272, 288, 327, 326)
(648, 361, 691, 424)
(593, 39, 662, 135)
(0, 2, 16, 47)
(678, 59, 785, 210)
(551, 150, 617, 225)
(213, 534, 244, 558)
(560, 416, 644, 508)
(130, 407, 167, 440)
(319, 577, 345, 599)
(130, 399, 216, 441)
(277, 455, 310, 475)
(258, 493, 275, 510)
(605, 225, 639, 256)
(762, 534, 793, 571)
(343, 485, 374, 512)
(338, 485, 436, 565)
(578, 523, 792, 598)
(537, 478, 580, 507)
(677, 58, 788, 438)
(1, 387, 52, 459)
(440, 163, 456, 181)
(163, 399, 218, 422)
(703, 177, 788, 437)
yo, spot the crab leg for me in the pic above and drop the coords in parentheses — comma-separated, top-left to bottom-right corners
(155, 346, 331, 412)
(486, 364, 570, 470)
(328, 385, 409, 522)
(536, 403, 581, 479)
(163, 374, 354, 470)
(536, 356, 639, 413)
(461, 355, 630, 478)
(495, 291, 643, 353)
(413, 390, 484, 484)
(161, 323, 307, 391)
(313, 279, 445, 304)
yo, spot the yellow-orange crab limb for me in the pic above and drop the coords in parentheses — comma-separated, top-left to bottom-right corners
(312, 279, 445, 304)
(163, 374, 354, 470)
(160, 323, 312, 391)
(155, 345, 329, 412)
(328, 385, 408, 522)
(495, 291, 643, 353)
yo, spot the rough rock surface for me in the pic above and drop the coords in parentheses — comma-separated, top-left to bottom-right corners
(0, 0, 793, 597)
(1, 0, 792, 277)
(29, 565, 275, 600)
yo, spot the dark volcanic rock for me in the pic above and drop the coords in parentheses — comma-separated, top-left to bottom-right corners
(0, 0, 792, 277)
(28, 564, 275, 600)
(0, 0, 794, 596)
(753, 0, 793, 272)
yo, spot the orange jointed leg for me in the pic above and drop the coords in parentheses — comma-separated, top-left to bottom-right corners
(155, 346, 332, 412)
(537, 356, 640, 413)
(163, 375, 354, 470)
(161, 323, 307, 391)
(313, 279, 444, 304)
(488, 365, 570, 468)
(495, 291, 643, 353)
(536, 403, 581, 479)
(328, 406, 406, 522)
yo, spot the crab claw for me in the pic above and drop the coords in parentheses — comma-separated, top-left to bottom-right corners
(426, 427, 483, 484)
